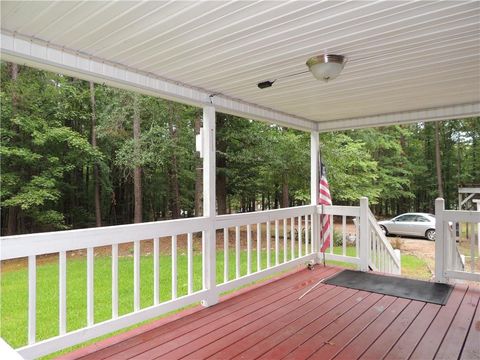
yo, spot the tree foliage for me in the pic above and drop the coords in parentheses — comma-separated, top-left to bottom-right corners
(1, 63, 479, 234)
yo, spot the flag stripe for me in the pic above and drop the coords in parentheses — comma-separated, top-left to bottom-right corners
(318, 171, 332, 253)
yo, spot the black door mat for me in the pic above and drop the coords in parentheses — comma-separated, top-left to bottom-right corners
(324, 270, 453, 305)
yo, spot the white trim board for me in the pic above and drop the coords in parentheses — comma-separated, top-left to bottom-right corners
(318, 103, 480, 132)
(0, 31, 315, 131)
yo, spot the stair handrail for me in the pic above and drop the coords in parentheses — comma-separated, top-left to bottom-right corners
(367, 208, 402, 271)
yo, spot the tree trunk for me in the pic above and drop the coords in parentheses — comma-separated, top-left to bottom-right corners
(133, 94, 143, 223)
(281, 175, 289, 208)
(168, 104, 181, 219)
(194, 114, 202, 216)
(434, 121, 444, 198)
(7, 62, 19, 235)
(90, 81, 102, 227)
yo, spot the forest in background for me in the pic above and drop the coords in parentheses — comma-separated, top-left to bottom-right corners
(1, 62, 479, 235)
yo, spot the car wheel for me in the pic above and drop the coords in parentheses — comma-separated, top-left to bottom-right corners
(425, 229, 435, 241)
(380, 225, 389, 236)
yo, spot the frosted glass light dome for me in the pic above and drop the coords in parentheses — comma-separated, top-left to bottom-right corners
(306, 54, 346, 82)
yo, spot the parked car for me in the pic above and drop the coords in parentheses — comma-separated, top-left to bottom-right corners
(378, 213, 436, 240)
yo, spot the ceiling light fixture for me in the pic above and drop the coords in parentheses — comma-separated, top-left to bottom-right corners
(256, 53, 346, 89)
(306, 54, 346, 82)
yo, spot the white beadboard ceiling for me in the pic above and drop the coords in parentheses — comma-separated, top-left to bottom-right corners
(1, 0, 479, 130)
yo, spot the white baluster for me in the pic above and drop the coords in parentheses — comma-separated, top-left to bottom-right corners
(298, 216, 302, 257)
(275, 220, 279, 265)
(112, 244, 118, 318)
(224, 228, 229, 282)
(236, 226, 240, 278)
(266, 221, 271, 268)
(471, 222, 475, 273)
(172, 235, 177, 299)
(59, 251, 66, 335)
(283, 218, 287, 262)
(28, 255, 36, 345)
(134, 240, 140, 311)
(329, 215, 334, 254)
(247, 224, 252, 275)
(291, 217, 295, 259)
(305, 215, 309, 254)
(188, 233, 193, 294)
(153, 237, 159, 305)
(87, 247, 94, 326)
(257, 223, 261, 271)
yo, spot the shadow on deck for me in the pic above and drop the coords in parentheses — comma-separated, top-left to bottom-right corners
(59, 266, 479, 360)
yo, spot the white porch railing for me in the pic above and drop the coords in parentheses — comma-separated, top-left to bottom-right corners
(435, 198, 480, 283)
(320, 197, 401, 275)
(0, 200, 399, 359)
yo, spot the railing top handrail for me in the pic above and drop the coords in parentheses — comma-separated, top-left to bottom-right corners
(1, 205, 319, 260)
(216, 205, 316, 228)
(1, 217, 210, 260)
(441, 209, 480, 223)
(319, 205, 361, 217)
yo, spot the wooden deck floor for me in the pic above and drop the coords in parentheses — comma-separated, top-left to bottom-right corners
(60, 266, 480, 360)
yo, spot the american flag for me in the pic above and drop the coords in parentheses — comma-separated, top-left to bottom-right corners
(319, 163, 332, 252)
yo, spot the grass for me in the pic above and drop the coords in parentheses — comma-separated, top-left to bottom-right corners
(325, 245, 431, 280)
(1, 243, 431, 356)
(400, 254, 432, 280)
(1, 247, 297, 349)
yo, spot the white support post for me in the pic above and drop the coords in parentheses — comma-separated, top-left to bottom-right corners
(435, 198, 447, 283)
(359, 197, 370, 271)
(202, 105, 218, 307)
(310, 131, 320, 263)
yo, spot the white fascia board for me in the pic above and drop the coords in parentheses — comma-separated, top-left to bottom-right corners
(0, 31, 315, 131)
(317, 103, 480, 132)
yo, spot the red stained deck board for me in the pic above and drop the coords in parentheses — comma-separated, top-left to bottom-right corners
(258, 292, 382, 360)
(127, 268, 341, 360)
(150, 280, 342, 359)
(283, 294, 395, 360)
(460, 295, 480, 360)
(436, 286, 480, 360)
(224, 290, 370, 360)
(332, 297, 411, 360)
(383, 302, 441, 360)
(60, 268, 479, 360)
(312, 299, 411, 360)
(196, 287, 359, 360)
(409, 284, 468, 360)
(359, 300, 425, 360)
(80, 266, 335, 360)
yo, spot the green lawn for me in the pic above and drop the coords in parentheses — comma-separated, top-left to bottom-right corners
(325, 245, 431, 279)
(1, 244, 430, 356)
(1, 248, 296, 349)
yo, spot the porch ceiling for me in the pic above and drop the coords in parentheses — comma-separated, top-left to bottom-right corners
(1, 1, 479, 131)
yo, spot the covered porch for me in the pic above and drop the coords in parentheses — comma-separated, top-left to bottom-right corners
(1, 1, 479, 359)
